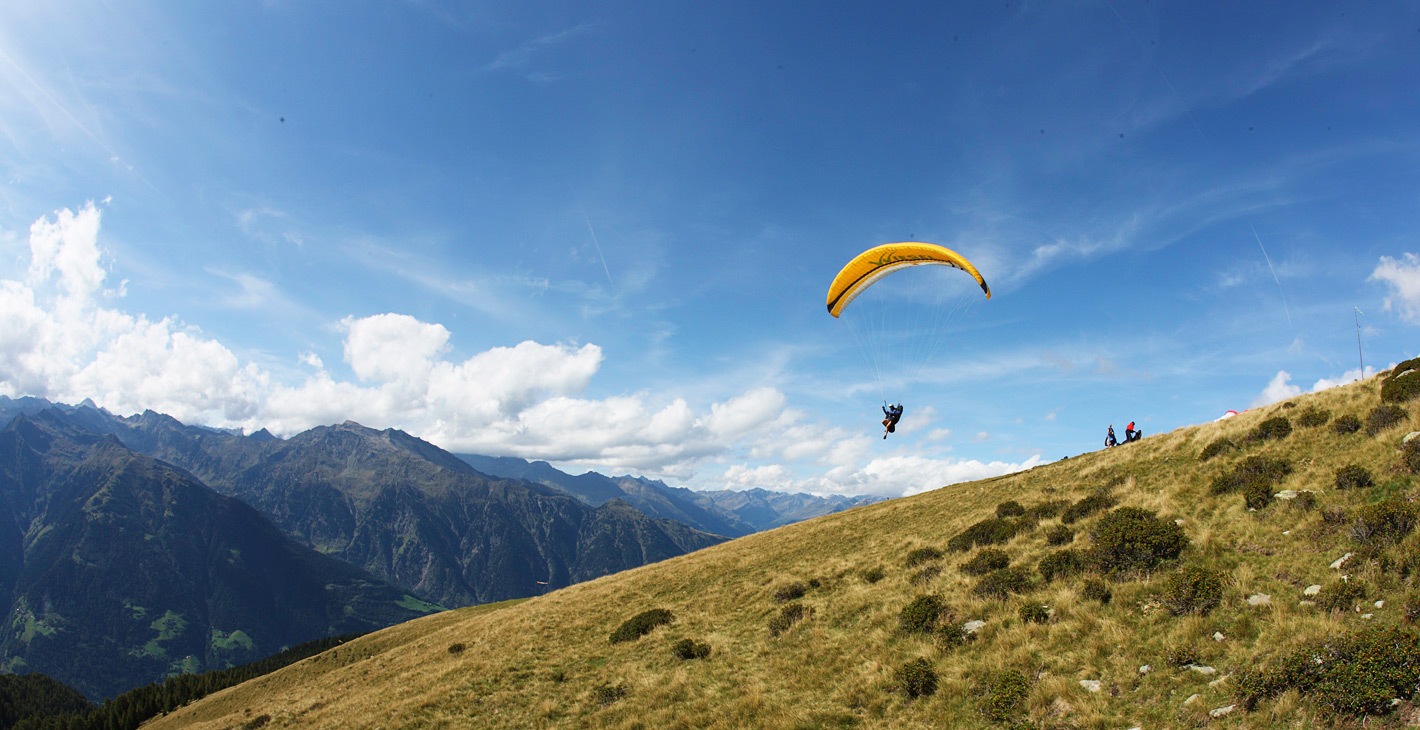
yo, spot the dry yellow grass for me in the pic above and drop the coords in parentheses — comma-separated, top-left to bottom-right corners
(145, 375, 1420, 730)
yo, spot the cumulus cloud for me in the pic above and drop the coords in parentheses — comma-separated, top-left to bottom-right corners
(1311, 366, 1375, 392)
(1251, 370, 1302, 407)
(1372, 254, 1420, 323)
(0, 204, 1040, 498)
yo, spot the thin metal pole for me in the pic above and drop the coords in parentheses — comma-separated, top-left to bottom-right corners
(1355, 307, 1364, 378)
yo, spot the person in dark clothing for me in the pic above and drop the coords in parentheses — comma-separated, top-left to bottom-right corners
(882, 403, 904, 439)
(1105, 424, 1117, 448)
(1124, 421, 1141, 442)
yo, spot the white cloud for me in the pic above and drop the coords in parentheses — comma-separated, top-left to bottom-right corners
(1251, 370, 1302, 407)
(1371, 254, 1420, 324)
(1311, 366, 1378, 392)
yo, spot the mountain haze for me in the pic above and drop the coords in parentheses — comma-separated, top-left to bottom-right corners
(145, 373, 1420, 729)
(0, 412, 437, 700)
(23, 405, 727, 608)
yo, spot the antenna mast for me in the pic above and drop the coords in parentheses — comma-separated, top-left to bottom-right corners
(1355, 307, 1364, 379)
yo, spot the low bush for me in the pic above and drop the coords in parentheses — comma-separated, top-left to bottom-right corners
(1089, 507, 1189, 574)
(936, 622, 970, 649)
(1165, 644, 1198, 668)
(592, 683, 627, 707)
(1333, 414, 1362, 435)
(910, 565, 942, 585)
(1024, 499, 1069, 520)
(996, 500, 1026, 518)
(861, 565, 885, 583)
(947, 517, 1027, 552)
(973, 566, 1033, 599)
(1365, 404, 1408, 436)
(609, 608, 674, 643)
(1037, 548, 1087, 583)
(1238, 626, 1420, 717)
(1244, 481, 1273, 510)
(1350, 498, 1419, 545)
(1162, 566, 1225, 616)
(1211, 455, 1291, 495)
(1314, 579, 1367, 612)
(1060, 490, 1117, 525)
(671, 638, 711, 660)
(1044, 524, 1074, 546)
(768, 603, 812, 637)
(447, 642, 465, 654)
(899, 594, 947, 634)
(905, 547, 943, 568)
(960, 548, 1011, 576)
(1296, 407, 1331, 427)
(896, 657, 938, 699)
(977, 669, 1031, 722)
(1381, 358, 1420, 403)
(1334, 464, 1374, 490)
(773, 582, 807, 603)
(1018, 602, 1050, 624)
(1404, 439, 1420, 474)
(1291, 491, 1317, 511)
(1199, 437, 1238, 462)
(1248, 416, 1293, 442)
(1080, 577, 1112, 604)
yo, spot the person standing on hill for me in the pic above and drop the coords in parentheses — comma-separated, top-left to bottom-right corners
(1105, 424, 1117, 448)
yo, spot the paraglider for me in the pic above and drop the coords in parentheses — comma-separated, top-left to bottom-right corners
(827, 243, 990, 436)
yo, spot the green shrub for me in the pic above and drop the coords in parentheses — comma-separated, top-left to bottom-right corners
(996, 500, 1026, 518)
(1162, 566, 1225, 616)
(1024, 499, 1069, 520)
(973, 566, 1033, 599)
(1244, 481, 1273, 510)
(1296, 407, 1331, 427)
(1080, 577, 1112, 604)
(1381, 358, 1420, 403)
(1405, 593, 1420, 623)
(592, 682, 627, 706)
(960, 548, 1011, 576)
(447, 642, 466, 654)
(1335, 464, 1374, 490)
(1314, 579, 1367, 612)
(1060, 489, 1117, 524)
(773, 582, 807, 603)
(861, 565, 885, 583)
(905, 546, 943, 567)
(1211, 455, 1291, 495)
(977, 669, 1031, 722)
(1350, 498, 1419, 545)
(768, 603, 812, 637)
(1089, 507, 1188, 574)
(1165, 644, 1198, 668)
(609, 608, 674, 643)
(671, 638, 711, 660)
(1366, 404, 1408, 436)
(910, 564, 942, 585)
(896, 657, 938, 699)
(1044, 524, 1074, 546)
(947, 517, 1027, 552)
(1199, 437, 1237, 462)
(1037, 548, 1087, 582)
(899, 594, 947, 634)
(1248, 416, 1293, 442)
(1403, 439, 1420, 474)
(1238, 626, 1420, 717)
(1333, 414, 1362, 435)
(936, 622, 970, 649)
(1018, 602, 1050, 624)
(1291, 491, 1317, 511)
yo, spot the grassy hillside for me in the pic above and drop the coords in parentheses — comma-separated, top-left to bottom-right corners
(145, 373, 1420, 729)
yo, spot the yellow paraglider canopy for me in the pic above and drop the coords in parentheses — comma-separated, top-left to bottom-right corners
(826, 242, 990, 318)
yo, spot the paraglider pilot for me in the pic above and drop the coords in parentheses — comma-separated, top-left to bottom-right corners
(882, 403, 904, 439)
(1105, 424, 1117, 448)
(1125, 421, 1141, 443)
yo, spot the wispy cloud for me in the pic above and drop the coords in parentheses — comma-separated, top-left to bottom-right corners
(479, 23, 601, 81)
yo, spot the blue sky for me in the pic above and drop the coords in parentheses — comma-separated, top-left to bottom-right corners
(3, 1, 1420, 497)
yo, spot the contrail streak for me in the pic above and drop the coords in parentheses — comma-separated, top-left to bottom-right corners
(578, 201, 614, 288)
(1250, 223, 1291, 329)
